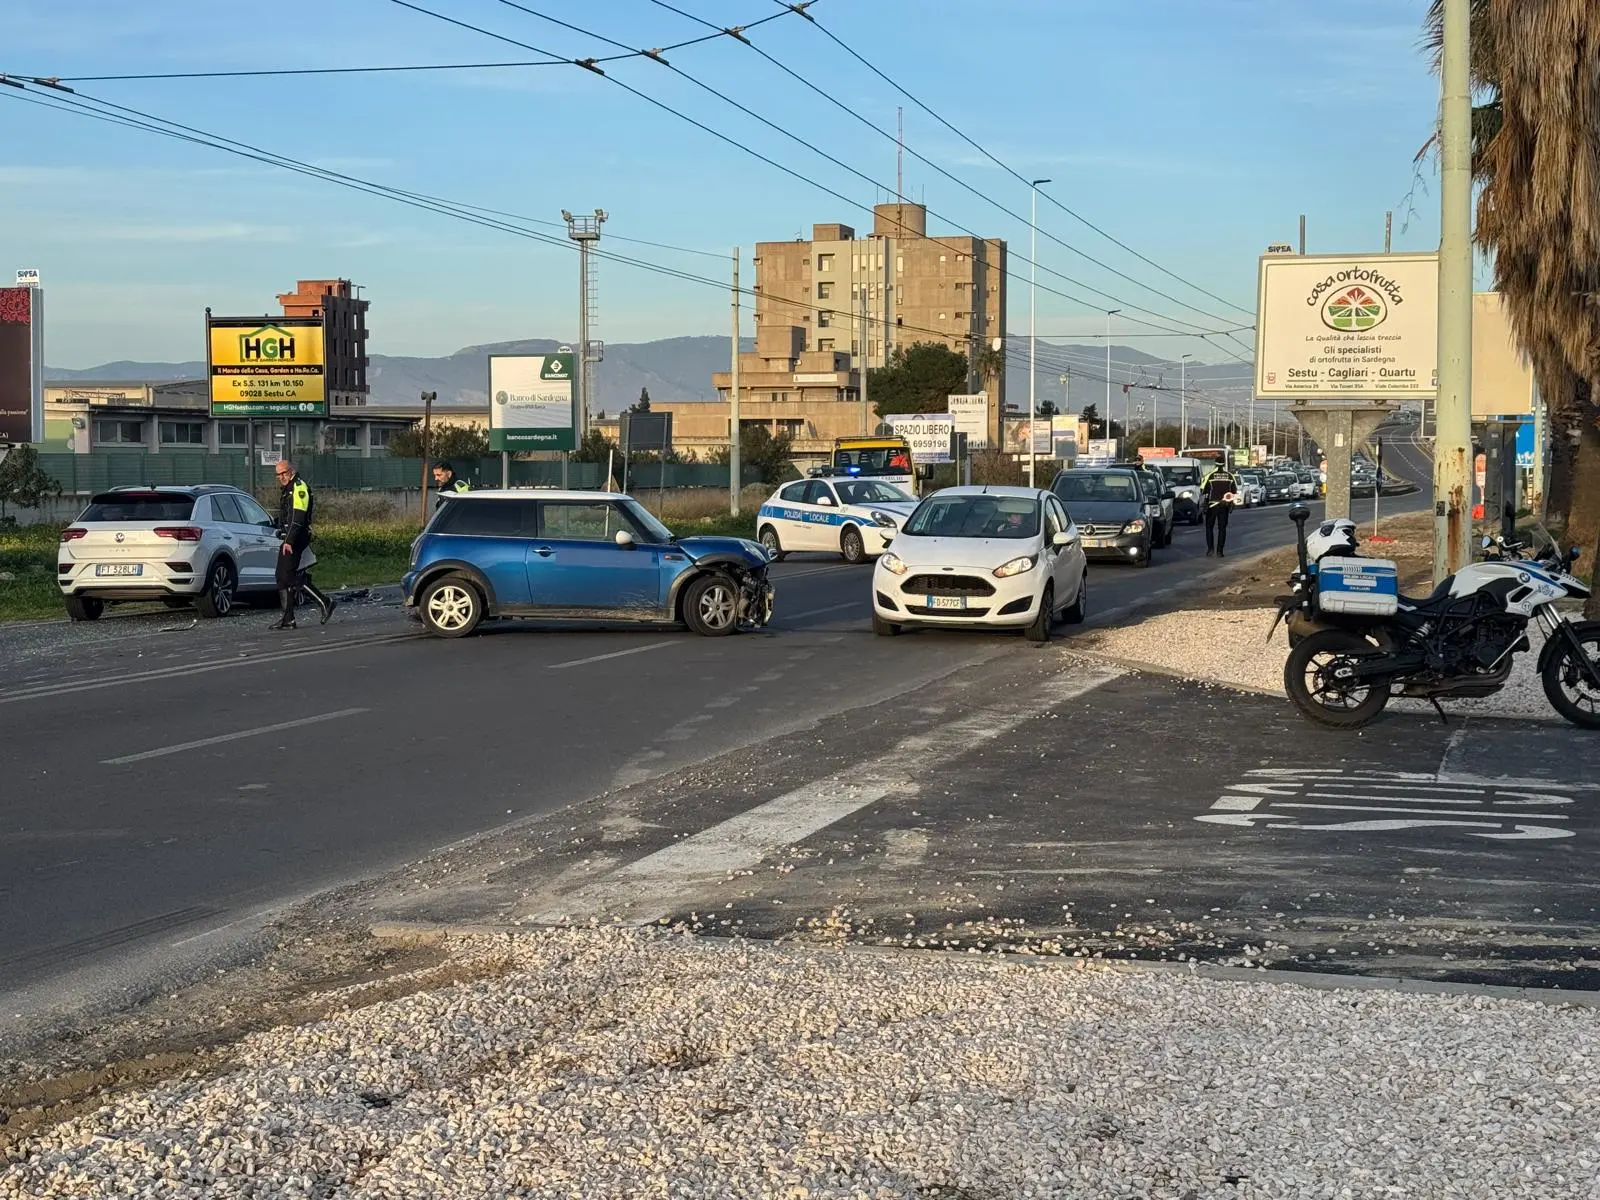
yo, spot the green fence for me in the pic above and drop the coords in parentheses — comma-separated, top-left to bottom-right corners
(36, 454, 764, 495)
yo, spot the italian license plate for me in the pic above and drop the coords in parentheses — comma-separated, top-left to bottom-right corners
(1084, 537, 1111, 548)
(925, 595, 966, 610)
(95, 563, 143, 577)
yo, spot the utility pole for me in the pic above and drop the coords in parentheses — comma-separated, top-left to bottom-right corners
(1434, 0, 1474, 582)
(1180, 354, 1192, 452)
(730, 247, 741, 514)
(1028, 179, 1050, 486)
(859, 277, 870, 433)
(563, 209, 606, 443)
(419, 390, 435, 523)
(1104, 308, 1120, 450)
(1385, 210, 1393, 254)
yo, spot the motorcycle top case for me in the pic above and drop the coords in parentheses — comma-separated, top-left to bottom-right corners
(1314, 557, 1399, 618)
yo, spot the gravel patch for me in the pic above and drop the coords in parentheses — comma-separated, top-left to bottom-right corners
(3, 928, 1598, 1199)
(1084, 606, 1567, 721)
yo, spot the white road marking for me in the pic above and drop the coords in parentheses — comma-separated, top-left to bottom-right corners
(0, 631, 418, 705)
(532, 664, 1123, 924)
(1196, 767, 1583, 841)
(547, 641, 677, 670)
(784, 601, 863, 622)
(773, 564, 855, 579)
(101, 708, 369, 765)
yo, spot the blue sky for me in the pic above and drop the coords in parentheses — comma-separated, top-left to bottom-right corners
(0, 0, 1444, 370)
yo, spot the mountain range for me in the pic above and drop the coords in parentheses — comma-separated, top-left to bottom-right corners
(48, 335, 1254, 412)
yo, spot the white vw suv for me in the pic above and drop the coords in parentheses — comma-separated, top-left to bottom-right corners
(57, 485, 289, 620)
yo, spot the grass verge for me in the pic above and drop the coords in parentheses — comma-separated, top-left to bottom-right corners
(0, 523, 67, 622)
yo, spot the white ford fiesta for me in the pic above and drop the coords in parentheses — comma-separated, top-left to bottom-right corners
(871, 486, 1088, 642)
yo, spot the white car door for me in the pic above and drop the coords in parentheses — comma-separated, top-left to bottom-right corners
(1045, 496, 1081, 604)
(231, 493, 281, 589)
(764, 481, 813, 551)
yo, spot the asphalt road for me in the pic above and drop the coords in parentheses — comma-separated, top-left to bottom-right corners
(0, 475, 1432, 1017)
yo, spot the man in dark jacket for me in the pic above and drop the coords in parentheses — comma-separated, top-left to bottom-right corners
(270, 459, 335, 629)
(432, 461, 471, 508)
(1201, 463, 1238, 557)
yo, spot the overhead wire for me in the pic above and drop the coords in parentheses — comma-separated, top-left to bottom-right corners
(782, 0, 1259, 321)
(0, 82, 1002, 353)
(390, 0, 1223, 339)
(642, 0, 1245, 330)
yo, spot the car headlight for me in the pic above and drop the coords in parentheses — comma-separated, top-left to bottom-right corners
(870, 510, 898, 528)
(1121, 518, 1146, 534)
(992, 555, 1036, 578)
(880, 552, 909, 575)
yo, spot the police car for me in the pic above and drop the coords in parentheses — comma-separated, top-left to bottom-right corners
(757, 476, 919, 564)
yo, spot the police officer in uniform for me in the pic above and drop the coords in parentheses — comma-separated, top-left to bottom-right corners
(1201, 461, 1238, 558)
(270, 458, 336, 629)
(431, 461, 471, 508)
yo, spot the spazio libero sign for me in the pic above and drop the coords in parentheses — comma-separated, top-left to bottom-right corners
(1254, 253, 1439, 401)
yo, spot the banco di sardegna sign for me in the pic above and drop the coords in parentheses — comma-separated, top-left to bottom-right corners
(1254, 252, 1439, 401)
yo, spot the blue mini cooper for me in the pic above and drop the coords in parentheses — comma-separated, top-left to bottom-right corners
(402, 491, 775, 638)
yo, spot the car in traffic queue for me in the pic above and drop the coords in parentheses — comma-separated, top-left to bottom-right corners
(1234, 469, 1267, 508)
(1292, 468, 1321, 499)
(1048, 467, 1157, 568)
(871, 486, 1087, 643)
(1263, 471, 1298, 503)
(57, 484, 289, 621)
(1148, 457, 1207, 525)
(402, 491, 774, 639)
(756, 476, 918, 564)
(1120, 463, 1175, 547)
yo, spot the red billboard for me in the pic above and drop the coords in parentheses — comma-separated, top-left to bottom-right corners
(0, 286, 44, 445)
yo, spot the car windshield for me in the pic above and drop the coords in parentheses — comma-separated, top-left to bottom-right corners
(618, 498, 675, 544)
(1156, 465, 1200, 486)
(835, 480, 913, 505)
(1268, 473, 1294, 486)
(902, 494, 1039, 539)
(1052, 472, 1142, 504)
(833, 447, 912, 475)
(79, 493, 195, 522)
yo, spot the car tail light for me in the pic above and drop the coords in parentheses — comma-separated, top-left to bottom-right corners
(60, 527, 87, 542)
(154, 526, 203, 542)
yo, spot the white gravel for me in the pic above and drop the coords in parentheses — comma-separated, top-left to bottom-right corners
(1085, 606, 1568, 720)
(4, 927, 1599, 1198)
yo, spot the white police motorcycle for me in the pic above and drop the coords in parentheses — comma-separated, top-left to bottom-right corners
(1270, 504, 1599, 729)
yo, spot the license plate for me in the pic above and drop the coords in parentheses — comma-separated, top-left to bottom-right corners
(925, 595, 966, 610)
(95, 563, 143, 577)
(1084, 537, 1111, 548)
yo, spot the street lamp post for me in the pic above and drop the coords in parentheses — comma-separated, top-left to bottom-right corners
(1180, 354, 1192, 452)
(1104, 308, 1121, 452)
(1028, 179, 1051, 487)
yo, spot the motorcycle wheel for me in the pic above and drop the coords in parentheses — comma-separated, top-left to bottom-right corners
(1541, 625, 1600, 729)
(1284, 629, 1390, 729)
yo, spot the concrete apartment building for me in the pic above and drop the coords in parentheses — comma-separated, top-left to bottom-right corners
(680, 202, 1008, 464)
(754, 202, 1006, 388)
(276, 278, 370, 408)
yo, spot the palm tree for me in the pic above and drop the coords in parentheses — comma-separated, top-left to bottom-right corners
(1422, 0, 1600, 614)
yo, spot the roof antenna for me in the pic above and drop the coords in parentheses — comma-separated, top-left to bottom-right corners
(896, 106, 904, 203)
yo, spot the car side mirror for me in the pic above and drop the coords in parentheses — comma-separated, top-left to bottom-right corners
(615, 529, 636, 549)
(1052, 530, 1073, 547)
(1162, 490, 1176, 501)
(816, 495, 836, 507)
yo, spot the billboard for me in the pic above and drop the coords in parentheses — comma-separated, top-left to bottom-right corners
(208, 315, 326, 416)
(946, 392, 990, 449)
(489, 353, 577, 451)
(1255, 252, 1439, 401)
(1001, 418, 1052, 455)
(1050, 415, 1078, 461)
(1471, 292, 1536, 417)
(885, 413, 955, 464)
(0, 286, 44, 444)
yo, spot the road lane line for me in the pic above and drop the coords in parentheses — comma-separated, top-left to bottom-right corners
(774, 564, 856, 580)
(101, 708, 370, 765)
(532, 663, 1123, 924)
(0, 632, 419, 705)
(783, 601, 865, 622)
(548, 641, 677, 670)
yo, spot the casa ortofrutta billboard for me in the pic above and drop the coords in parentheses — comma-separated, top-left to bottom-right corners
(1255, 252, 1439, 401)
(0, 285, 44, 444)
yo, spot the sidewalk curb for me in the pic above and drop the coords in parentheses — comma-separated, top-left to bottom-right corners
(368, 921, 1600, 1009)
